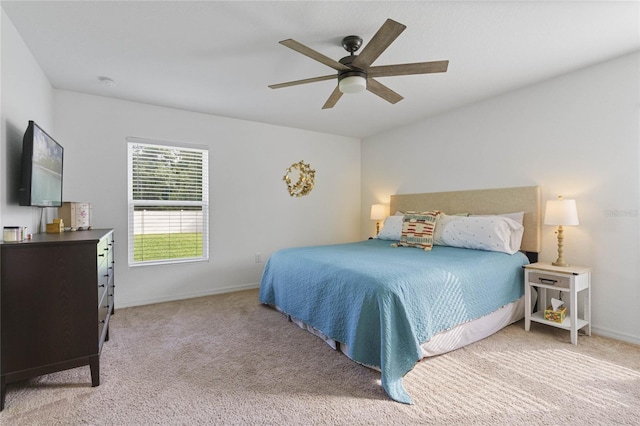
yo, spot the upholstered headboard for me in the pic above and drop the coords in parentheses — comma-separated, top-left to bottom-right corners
(390, 186, 541, 254)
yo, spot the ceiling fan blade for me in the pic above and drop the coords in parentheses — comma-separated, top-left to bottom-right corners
(351, 19, 406, 69)
(368, 60, 449, 78)
(269, 74, 336, 89)
(280, 39, 351, 71)
(366, 78, 403, 104)
(322, 86, 343, 109)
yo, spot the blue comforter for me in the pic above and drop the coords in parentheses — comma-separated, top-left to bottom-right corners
(258, 239, 528, 404)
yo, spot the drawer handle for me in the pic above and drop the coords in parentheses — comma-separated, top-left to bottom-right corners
(98, 284, 105, 288)
(98, 254, 105, 257)
(538, 278, 558, 285)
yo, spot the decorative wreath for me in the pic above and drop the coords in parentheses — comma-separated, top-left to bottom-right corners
(283, 160, 315, 197)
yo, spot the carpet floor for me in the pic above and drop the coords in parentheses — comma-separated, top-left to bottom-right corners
(1, 289, 639, 425)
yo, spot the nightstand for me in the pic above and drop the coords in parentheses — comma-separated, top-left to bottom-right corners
(524, 262, 591, 345)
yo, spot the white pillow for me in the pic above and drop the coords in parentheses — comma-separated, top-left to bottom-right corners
(376, 215, 403, 240)
(471, 211, 524, 225)
(434, 213, 524, 254)
(433, 213, 464, 246)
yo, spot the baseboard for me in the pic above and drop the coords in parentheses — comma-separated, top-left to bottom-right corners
(591, 325, 640, 346)
(117, 282, 260, 309)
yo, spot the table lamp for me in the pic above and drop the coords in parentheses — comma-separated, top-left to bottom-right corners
(370, 204, 386, 235)
(544, 195, 579, 267)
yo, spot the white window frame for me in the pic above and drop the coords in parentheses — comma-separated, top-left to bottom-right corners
(127, 137, 209, 266)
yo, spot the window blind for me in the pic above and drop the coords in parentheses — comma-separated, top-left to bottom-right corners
(127, 140, 209, 266)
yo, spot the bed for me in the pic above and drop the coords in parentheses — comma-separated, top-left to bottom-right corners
(259, 186, 541, 404)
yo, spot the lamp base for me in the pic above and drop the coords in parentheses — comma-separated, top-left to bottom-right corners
(552, 225, 569, 267)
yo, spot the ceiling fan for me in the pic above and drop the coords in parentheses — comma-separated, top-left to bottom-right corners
(268, 18, 449, 109)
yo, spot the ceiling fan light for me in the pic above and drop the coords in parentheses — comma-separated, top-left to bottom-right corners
(338, 75, 366, 94)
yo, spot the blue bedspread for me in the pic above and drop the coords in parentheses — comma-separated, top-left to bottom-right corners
(258, 239, 528, 404)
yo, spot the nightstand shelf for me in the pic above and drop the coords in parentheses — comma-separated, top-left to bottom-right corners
(524, 262, 591, 345)
(529, 310, 589, 331)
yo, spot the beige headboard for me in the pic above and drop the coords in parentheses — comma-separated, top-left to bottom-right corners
(390, 186, 541, 253)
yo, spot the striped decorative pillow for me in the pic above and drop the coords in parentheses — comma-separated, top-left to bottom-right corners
(393, 210, 440, 251)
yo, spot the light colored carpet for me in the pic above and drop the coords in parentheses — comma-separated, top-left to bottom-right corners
(1, 289, 639, 425)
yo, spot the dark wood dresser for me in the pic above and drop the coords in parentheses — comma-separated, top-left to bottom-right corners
(0, 229, 114, 410)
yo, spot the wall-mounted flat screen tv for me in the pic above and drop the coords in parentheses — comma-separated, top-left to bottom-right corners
(19, 120, 64, 207)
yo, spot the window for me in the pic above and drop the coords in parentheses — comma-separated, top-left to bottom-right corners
(127, 138, 209, 266)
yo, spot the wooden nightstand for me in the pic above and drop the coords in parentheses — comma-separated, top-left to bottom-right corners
(524, 262, 591, 345)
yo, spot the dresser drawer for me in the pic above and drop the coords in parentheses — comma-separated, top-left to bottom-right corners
(98, 291, 111, 326)
(98, 303, 109, 323)
(97, 232, 114, 305)
(528, 272, 570, 288)
(98, 287, 113, 348)
(97, 280, 108, 306)
(97, 263, 109, 304)
(98, 243, 108, 256)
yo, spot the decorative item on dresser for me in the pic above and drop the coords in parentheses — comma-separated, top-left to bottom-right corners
(0, 229, 115, 411)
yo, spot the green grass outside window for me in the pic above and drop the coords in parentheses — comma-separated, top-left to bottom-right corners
(134, 233, 203, 261)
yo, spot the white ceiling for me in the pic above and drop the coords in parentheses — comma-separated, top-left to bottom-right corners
(2, 1, 639, 139)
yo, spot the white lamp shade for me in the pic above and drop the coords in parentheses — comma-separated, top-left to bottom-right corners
(370, 204, 386, 221)
(339, 75, 366, 94)
(544, 197, 579, 226)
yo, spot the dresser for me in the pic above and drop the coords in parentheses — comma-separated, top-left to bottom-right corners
(0, 229, 114, 410)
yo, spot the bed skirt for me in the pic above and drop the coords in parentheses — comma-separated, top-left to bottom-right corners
(274, 295, 528, 368)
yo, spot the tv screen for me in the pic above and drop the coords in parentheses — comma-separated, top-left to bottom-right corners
(19, 121, 64, 207)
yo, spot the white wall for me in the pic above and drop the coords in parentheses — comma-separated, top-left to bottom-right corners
(362, 52, 640, 344)
(1, 10, 56, 234)
(53, 90, 361, 307)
